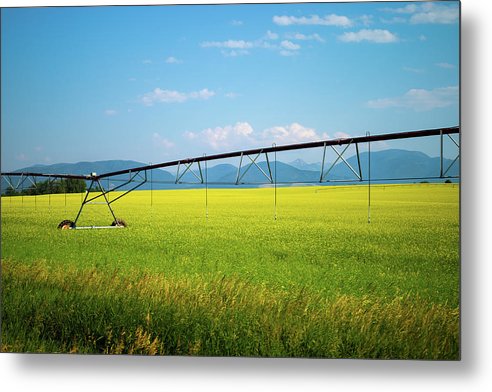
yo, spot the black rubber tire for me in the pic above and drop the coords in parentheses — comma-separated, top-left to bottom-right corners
(111, 219, 127, 227)
(58, 220, 75, 229)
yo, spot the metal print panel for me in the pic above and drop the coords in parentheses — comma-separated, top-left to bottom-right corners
(1, 1, 460, 359)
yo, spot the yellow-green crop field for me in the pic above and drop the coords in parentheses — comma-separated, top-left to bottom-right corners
(1, 183, 459, 359)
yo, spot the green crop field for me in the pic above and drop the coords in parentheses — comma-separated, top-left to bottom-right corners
(1, 183, 460, 359)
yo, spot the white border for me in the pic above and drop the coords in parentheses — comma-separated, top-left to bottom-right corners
(1, 1, 491, 391)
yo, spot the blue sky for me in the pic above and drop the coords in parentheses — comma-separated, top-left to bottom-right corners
(1, 1, 459, 171)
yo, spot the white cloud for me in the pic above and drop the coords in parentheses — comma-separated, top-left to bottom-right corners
(436, 62, 455, 69)
(381, 4, 418, 14)
(202, 30, 326, 57)
(419, 34, 427, 41)
(265, 30, 279, 40)
(165, 56, 183, 64)
(403, 66, 425, 74)
(152, 133, 175, 149)
(280, 40, 300, 50)
(262, 123, 322, 145)
(279, 50, 298, 57)
(141, 88, 215, 106)
(234, 122, 254, 136)
(184, 122, 326, 151)
(104, 109, 118, 116)
(381, 3, 458, 24)
(188, 89, 216, 100)
(367, 86, 458, 111)
(201, 37, 272, 56)
(142, 59, 152, 64)
(221, 49, 250, 57)
(285, 32, 324, 42)
(410, 3, 459, 24)
(16, 153, 27, 162)
(142, 89, 186, 104)
(225, 92, 240, 99)
(184, 122, 255, 150)
(230, 20, 243, 26)
(380, 16, 407, 24)
(358, 14, 374, 26)
(201, 40, 254, 49)
(273, 14, 353, 27)
(338, 29, 398, 43)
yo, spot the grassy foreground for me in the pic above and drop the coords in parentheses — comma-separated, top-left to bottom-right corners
(1, 184, 460, 358)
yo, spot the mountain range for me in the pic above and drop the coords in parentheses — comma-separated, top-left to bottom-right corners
(1, 149, 459, 193)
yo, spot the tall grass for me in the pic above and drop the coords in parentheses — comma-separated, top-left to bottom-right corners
(2, 259, 459, 358)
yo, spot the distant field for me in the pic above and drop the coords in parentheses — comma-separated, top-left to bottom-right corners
(1, 183, 460, 358)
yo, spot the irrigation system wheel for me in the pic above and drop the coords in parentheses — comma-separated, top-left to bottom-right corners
(111, 219, 127, 228)
(57, 220, 75, 230)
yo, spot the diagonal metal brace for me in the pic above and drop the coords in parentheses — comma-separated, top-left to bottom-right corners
(176, 161, 203, 184)
(236, 151, 273, 184)
(440, 131, 460, 178)
(14, 174, 29, 190)
(321, 141, 362, 182)
(4, 176, 16, 190)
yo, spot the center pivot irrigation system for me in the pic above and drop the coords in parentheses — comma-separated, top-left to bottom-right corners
(1, 126, 460, 229)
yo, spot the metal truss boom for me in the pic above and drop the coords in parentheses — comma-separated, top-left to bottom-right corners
(91, 126, 459, 180)
(1, 126, 459, 182)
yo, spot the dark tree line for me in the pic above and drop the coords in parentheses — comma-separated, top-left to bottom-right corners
(4, 178, 87, 196)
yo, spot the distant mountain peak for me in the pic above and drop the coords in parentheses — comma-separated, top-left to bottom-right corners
(290, 158, 306, 164)
(289, 159, 322, 171)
